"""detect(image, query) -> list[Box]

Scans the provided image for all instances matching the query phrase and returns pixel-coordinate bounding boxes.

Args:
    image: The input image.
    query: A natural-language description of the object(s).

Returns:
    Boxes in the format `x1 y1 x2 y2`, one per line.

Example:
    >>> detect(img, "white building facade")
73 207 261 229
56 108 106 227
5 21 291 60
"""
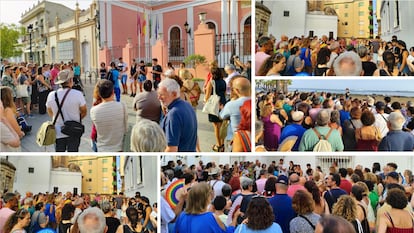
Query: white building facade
123 156 157 205
379 0 414 45
259 0 338 40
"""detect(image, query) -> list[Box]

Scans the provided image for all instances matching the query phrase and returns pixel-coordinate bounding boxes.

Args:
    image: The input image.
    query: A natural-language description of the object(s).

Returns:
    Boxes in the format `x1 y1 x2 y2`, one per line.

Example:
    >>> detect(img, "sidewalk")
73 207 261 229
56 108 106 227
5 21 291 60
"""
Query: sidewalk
20 77 216 152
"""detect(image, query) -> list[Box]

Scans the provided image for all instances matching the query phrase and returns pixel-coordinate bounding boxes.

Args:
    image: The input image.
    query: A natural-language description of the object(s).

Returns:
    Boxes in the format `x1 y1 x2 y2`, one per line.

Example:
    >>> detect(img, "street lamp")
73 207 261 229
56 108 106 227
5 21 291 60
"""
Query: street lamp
27 24 33 62
184 21 191 36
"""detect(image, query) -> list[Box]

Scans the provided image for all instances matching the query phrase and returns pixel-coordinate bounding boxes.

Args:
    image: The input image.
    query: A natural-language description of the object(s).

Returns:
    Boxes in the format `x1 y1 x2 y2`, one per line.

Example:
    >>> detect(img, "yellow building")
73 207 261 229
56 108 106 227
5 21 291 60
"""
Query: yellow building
323 0 373 39
67 156 118 195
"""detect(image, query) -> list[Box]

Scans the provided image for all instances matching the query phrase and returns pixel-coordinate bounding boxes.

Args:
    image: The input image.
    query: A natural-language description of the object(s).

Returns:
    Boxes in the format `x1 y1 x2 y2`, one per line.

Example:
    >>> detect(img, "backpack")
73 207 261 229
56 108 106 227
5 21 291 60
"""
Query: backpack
312 128 334 152
106 70 115 84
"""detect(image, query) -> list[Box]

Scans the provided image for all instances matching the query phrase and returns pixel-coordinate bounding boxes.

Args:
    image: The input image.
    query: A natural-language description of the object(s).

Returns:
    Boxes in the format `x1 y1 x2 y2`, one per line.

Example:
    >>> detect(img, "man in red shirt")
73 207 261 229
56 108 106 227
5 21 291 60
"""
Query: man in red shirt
339 168 352 194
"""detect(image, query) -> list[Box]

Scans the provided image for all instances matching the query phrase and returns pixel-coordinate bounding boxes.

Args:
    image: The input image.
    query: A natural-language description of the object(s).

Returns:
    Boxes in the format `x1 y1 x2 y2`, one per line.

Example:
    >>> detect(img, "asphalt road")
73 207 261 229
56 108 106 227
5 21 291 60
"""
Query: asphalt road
20 76 218 153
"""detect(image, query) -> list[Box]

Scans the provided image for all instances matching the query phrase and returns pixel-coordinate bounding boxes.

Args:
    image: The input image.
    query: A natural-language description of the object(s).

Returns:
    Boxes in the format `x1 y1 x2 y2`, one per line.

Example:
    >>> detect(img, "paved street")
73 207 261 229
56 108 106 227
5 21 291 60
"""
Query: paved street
20 76 217 152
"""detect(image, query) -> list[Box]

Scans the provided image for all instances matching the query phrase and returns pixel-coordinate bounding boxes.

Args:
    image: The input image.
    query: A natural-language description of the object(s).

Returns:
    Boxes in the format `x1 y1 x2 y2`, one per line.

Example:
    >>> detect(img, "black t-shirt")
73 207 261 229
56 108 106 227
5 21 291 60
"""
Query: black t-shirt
362 61 377 76
152 65 162 81
105 217 120 233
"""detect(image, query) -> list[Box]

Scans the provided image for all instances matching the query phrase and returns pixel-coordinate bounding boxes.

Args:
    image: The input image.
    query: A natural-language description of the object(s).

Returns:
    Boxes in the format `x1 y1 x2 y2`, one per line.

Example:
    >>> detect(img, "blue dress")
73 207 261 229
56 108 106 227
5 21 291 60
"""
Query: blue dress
175 212 235 233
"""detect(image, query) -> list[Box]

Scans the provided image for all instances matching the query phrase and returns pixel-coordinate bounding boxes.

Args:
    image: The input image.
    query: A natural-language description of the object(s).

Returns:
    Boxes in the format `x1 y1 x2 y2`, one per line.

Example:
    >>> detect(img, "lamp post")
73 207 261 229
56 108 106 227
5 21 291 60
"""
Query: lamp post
27 24 33 62
184 21 191 36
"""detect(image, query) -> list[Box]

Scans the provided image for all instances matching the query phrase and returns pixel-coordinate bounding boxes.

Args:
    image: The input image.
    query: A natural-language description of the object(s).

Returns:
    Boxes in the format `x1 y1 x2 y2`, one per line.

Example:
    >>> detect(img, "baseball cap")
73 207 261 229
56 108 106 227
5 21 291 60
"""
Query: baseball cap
276 175 288 185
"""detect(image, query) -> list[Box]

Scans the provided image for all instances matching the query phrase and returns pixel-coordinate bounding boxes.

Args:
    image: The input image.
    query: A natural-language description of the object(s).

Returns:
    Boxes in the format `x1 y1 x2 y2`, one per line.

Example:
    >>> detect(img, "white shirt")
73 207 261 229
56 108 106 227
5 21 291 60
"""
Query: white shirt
117 62 128 75
46 88 86 139
374 113 389 138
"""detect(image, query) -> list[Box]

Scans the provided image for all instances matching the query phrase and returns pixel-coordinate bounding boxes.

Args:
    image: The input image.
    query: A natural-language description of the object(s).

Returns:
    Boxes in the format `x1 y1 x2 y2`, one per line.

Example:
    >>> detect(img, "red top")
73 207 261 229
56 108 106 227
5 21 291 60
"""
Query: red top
384 212 414 233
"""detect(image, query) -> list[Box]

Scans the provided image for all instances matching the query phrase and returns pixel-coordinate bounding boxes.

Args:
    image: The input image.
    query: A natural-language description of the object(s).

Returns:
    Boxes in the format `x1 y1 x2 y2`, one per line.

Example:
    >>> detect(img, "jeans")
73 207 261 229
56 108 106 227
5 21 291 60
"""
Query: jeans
55 136 81 152
114 87 121 102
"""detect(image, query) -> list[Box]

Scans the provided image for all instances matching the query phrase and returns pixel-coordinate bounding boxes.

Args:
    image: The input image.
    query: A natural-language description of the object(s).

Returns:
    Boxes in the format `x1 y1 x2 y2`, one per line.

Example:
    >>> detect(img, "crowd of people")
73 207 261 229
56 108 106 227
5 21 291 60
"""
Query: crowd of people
0 57 251 152
255 34 414 76
161 158 414 233
255 89 414 151
0 190 157 233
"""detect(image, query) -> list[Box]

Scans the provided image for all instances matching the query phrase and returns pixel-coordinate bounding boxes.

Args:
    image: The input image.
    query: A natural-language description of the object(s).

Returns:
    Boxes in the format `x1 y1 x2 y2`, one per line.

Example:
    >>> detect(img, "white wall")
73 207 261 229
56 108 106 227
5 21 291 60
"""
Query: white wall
380 0 414 45
264 0 307 39
305 14 338 38
50 170 82 194
9 156 51 194
124 156 157 205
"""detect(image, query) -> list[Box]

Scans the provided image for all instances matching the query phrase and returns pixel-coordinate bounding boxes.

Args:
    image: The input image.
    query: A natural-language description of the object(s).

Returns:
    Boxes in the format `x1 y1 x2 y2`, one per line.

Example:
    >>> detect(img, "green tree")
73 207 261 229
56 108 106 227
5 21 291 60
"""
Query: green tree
0 23 23 59
183 54 206 79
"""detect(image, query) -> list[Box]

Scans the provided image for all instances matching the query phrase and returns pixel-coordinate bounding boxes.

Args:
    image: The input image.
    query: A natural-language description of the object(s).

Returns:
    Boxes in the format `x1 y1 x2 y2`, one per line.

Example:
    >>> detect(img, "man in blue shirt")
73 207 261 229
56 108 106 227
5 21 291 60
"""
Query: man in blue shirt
379 111 414 151
279 111 306 151
109 62 120 102
159 78 197 152
268 175 296 233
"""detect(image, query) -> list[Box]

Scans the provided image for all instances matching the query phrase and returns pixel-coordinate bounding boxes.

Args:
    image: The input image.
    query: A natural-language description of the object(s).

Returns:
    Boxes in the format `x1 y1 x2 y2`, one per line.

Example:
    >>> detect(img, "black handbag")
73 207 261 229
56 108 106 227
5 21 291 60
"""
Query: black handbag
55 89 85 138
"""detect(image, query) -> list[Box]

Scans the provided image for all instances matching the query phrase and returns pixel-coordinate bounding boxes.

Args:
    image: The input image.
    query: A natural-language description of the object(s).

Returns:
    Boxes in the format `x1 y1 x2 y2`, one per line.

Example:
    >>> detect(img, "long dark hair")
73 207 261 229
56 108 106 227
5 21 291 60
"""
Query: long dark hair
126 206 140 229
382 51 395 75
3 208 29 233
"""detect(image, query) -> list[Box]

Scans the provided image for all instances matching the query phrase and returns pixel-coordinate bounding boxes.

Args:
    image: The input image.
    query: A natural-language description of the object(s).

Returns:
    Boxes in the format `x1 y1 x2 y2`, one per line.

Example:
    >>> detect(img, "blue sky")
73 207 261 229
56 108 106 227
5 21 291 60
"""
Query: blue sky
290 79 414 92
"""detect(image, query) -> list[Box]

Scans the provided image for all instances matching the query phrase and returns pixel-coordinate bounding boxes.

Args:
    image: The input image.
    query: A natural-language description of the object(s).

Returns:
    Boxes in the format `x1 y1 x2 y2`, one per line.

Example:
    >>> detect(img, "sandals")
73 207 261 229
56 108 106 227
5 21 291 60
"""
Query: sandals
212 144 225 152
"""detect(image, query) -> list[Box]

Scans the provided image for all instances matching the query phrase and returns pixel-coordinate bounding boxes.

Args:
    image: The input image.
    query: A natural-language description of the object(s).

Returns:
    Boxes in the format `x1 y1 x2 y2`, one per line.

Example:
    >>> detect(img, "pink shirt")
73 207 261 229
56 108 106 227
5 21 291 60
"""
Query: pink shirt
255 52 270 75
255 178 267 194
0 207 15 233
287 184 307 197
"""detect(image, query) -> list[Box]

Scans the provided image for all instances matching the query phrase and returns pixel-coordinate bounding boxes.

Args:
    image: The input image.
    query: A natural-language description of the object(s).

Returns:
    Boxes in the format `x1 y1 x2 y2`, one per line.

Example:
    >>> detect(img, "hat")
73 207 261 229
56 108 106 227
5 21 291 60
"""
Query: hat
73 197 84 206
366 96 375 106
375 101 386 110
291 111 304 122
55 70 74 84
387 172 399 181
276 175 288 185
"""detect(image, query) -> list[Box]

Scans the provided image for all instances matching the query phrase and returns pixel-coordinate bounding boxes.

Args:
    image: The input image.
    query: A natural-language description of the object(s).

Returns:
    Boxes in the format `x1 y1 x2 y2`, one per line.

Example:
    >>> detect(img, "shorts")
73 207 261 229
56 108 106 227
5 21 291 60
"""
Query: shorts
121 74 128 84
138 74 146 83
127 77 135 84
22 96 31 104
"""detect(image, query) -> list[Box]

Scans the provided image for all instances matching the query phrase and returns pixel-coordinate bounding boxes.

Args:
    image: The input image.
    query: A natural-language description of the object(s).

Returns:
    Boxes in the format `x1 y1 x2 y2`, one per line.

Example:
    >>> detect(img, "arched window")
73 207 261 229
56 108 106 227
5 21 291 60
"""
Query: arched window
169 27 181 57
243 16 251 55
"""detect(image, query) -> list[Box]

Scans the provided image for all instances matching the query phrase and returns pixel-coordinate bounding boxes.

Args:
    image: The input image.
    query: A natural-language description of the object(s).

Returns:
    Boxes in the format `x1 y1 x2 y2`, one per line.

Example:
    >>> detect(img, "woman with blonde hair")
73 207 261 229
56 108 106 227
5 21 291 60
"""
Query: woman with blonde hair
1 86 24 140
332 195 368 233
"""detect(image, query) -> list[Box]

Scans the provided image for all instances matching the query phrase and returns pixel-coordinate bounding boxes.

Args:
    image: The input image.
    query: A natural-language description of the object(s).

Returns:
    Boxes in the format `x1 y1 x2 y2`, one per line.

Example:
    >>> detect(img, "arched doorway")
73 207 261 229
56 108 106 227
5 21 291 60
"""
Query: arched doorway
169 27 181 57
243 16 251 55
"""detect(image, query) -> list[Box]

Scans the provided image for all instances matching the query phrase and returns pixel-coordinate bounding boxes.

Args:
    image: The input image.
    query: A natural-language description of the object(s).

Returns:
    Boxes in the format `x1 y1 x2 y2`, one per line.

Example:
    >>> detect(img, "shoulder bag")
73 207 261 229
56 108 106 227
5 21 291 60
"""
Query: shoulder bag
36 90 71 146
56 89 85 138
202 80 221 116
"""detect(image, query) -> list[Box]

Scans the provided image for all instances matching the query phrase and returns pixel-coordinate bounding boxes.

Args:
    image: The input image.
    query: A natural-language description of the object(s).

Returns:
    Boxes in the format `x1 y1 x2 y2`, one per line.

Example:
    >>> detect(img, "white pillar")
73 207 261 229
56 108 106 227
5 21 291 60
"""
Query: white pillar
187 6 194 54
230 0 238 33
221 0 228 34
105 1 112 47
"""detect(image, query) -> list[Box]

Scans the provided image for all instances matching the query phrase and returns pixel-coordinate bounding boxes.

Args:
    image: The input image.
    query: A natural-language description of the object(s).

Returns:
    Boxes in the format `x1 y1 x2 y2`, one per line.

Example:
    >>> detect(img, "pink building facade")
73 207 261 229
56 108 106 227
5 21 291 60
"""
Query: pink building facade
97 0 251 77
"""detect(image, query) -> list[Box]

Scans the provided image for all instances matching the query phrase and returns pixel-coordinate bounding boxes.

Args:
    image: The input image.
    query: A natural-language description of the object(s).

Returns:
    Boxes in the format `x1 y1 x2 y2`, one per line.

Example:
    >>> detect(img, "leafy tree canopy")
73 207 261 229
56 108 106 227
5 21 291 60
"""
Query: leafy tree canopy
1 23 24 59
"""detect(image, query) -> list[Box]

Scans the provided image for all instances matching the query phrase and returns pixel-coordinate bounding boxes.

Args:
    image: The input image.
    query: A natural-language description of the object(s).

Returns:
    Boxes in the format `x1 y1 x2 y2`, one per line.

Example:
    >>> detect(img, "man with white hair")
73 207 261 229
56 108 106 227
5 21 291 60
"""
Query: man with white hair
77 207 107 233
327 41 340 69
158 78 197 152
299 109 344 151
224 64 240 96
379 112 414 151
333 51 363 76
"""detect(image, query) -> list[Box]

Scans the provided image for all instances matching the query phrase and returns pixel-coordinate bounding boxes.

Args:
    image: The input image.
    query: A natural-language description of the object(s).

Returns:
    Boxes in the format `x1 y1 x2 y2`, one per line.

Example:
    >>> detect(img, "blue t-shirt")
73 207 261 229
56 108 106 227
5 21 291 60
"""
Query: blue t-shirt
175 212 234 233
279 123 306 151
74 66 81 76
378 130 414 151
234 222 282 233
220 96 250 140
323 188 347 212
268 194 296 233
110 68 120 88
161 98 197 152
339 110 350 128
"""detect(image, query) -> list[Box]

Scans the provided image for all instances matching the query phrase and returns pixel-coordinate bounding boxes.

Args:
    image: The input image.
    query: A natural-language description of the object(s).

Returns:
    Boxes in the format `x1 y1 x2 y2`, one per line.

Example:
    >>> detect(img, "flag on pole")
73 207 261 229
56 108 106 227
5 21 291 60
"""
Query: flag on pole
142 13 147 37
155 15 159 40
137 13 141 36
